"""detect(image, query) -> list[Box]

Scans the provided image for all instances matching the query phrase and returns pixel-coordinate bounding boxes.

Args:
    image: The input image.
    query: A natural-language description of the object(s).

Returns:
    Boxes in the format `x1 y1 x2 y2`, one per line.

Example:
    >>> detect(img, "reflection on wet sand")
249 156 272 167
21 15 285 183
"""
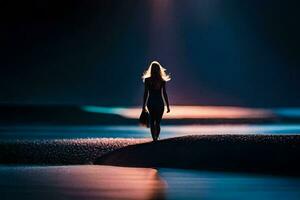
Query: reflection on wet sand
1 165 300 200
0 165 166 200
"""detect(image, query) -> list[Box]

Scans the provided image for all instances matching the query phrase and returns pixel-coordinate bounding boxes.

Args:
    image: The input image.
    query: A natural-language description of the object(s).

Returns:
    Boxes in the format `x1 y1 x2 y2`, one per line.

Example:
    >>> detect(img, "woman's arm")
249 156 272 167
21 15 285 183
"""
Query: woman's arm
142 80 149 111
162 82 170 113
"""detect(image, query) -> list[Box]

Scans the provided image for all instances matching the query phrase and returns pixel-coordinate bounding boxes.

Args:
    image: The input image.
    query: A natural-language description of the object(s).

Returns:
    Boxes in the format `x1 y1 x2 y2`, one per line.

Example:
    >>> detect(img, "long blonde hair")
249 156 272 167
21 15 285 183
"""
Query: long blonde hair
142 61 171 82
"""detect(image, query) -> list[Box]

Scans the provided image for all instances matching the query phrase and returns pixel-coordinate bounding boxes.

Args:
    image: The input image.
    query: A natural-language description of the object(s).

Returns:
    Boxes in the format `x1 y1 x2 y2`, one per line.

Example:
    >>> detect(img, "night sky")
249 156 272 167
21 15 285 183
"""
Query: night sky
1 0 300 107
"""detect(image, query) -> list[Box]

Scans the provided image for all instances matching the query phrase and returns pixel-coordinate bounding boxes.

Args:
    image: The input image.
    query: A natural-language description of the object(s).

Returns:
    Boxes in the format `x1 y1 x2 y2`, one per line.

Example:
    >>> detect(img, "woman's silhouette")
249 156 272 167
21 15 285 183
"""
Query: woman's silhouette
142 61 170 141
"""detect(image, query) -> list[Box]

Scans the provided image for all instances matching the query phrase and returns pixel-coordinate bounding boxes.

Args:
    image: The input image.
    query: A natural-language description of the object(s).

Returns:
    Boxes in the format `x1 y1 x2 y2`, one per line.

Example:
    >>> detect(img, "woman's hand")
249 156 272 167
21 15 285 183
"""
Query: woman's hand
167 107 170 113
142 106 147 112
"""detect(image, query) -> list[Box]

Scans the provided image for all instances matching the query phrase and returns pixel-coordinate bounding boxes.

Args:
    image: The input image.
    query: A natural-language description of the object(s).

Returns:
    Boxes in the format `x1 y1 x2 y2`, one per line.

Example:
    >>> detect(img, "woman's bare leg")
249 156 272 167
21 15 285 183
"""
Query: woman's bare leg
156 108 164 139
149 114 158 141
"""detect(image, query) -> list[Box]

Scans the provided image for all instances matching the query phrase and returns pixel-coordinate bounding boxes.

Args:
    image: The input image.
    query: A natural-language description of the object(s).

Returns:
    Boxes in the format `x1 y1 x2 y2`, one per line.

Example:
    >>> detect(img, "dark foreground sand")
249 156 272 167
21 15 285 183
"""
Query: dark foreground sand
1 135 300 175
0 138 148 164
95 135 300 176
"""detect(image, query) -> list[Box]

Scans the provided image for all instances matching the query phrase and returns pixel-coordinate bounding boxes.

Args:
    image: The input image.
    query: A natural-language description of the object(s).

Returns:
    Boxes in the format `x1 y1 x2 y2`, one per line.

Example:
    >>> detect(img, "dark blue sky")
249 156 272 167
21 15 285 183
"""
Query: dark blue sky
1 0 300 107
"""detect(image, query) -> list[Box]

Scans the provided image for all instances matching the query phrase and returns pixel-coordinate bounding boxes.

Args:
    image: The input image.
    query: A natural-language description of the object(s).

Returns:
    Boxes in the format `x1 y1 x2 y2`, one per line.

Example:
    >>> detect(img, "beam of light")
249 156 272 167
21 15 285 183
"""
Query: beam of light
145 0 196 106
149 0 172 22
147 0 179 62
82 105 274 119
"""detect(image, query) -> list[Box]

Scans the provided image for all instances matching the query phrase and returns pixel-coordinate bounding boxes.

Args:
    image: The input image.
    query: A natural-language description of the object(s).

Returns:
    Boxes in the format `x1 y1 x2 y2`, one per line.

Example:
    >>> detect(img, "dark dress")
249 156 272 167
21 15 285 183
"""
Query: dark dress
145 78 165 124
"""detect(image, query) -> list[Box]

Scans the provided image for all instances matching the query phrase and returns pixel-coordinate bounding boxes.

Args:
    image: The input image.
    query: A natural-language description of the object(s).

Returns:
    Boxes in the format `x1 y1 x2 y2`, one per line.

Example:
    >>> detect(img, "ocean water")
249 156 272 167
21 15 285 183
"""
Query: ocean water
0 124 300 140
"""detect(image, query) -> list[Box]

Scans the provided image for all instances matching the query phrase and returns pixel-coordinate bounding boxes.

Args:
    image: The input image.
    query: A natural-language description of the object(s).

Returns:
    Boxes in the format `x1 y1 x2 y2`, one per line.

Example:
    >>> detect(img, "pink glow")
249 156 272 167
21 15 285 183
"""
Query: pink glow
120 106 274 119
34 165 166 200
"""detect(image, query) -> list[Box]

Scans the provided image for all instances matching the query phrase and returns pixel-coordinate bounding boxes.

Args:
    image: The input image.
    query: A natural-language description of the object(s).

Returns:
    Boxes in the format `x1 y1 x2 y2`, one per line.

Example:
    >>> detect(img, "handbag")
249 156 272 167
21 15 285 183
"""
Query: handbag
139 110 150 128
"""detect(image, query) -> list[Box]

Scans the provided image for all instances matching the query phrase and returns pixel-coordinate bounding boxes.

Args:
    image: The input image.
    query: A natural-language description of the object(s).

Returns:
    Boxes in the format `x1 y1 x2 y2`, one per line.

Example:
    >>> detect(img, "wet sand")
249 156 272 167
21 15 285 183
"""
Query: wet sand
0 165 165 200
1 165 300 200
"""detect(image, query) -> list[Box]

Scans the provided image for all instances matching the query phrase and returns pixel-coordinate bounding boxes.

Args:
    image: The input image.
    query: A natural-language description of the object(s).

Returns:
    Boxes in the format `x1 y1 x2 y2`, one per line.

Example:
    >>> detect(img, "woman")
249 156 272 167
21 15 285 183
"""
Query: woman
142 61 171 141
